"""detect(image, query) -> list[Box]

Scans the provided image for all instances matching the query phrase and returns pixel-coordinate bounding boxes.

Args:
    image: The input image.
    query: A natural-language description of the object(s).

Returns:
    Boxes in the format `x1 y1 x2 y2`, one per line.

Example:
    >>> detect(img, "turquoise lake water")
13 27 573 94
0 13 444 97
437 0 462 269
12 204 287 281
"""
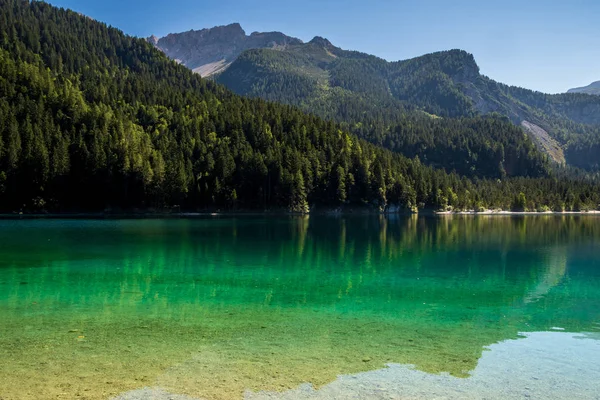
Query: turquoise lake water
0 216 599 399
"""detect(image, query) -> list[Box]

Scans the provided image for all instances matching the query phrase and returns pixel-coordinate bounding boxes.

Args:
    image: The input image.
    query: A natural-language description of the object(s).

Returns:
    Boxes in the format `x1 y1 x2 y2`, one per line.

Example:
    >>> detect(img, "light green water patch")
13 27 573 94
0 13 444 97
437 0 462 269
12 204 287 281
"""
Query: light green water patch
0 216 599 399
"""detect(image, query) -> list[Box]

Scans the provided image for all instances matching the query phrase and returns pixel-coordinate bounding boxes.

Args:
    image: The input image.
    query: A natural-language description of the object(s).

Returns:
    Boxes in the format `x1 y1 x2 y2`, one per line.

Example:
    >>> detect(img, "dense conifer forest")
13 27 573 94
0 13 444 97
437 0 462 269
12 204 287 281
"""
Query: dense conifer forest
218 44 600 173
0 0 599 213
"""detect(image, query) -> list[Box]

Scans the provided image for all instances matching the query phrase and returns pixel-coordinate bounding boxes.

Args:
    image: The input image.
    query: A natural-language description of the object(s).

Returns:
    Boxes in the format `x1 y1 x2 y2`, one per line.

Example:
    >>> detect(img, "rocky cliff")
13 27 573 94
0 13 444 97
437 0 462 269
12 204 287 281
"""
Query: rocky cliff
150 23 302 76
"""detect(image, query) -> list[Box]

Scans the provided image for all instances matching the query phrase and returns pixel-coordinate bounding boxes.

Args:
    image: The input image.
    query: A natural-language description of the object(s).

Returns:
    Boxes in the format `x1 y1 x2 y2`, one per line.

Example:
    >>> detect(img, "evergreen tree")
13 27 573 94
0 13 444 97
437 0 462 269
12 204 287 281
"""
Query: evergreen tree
0 0 597 213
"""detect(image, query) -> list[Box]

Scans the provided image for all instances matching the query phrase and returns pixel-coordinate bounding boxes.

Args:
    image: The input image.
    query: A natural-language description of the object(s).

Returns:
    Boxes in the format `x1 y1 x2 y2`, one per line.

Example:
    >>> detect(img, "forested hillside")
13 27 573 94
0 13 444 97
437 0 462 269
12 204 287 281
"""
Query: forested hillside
0 0 598 213
216 40 600 172
568 81 600 96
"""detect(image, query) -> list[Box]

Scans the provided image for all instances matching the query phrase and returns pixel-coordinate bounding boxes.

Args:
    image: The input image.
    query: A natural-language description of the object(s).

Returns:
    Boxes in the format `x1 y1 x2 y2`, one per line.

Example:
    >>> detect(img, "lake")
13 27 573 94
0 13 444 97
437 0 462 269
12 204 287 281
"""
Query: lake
1 216 599 399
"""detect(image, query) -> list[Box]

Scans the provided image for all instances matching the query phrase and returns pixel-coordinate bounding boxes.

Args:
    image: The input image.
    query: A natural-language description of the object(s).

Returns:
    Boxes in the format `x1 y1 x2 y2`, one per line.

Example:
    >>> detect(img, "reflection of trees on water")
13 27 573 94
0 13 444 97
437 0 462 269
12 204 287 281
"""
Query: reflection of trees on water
523 246 567 305
0 216 598 400
1 216 597 332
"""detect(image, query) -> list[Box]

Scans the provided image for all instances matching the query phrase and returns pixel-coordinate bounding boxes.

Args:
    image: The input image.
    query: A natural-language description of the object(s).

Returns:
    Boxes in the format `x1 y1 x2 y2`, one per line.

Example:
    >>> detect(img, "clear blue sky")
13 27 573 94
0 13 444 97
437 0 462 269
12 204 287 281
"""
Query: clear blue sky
47 0 598 94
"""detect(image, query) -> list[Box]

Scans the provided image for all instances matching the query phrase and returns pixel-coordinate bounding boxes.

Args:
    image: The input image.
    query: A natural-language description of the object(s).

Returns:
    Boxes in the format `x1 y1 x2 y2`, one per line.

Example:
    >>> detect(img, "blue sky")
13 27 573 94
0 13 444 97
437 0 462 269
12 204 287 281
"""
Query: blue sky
47 0 598 94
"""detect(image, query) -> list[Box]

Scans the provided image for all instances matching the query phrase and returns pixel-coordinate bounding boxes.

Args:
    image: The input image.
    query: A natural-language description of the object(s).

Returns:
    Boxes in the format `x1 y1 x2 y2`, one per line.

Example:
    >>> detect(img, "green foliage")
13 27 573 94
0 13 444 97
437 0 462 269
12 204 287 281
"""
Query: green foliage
511 192 528 212
0 0 598 213
217 45 600 173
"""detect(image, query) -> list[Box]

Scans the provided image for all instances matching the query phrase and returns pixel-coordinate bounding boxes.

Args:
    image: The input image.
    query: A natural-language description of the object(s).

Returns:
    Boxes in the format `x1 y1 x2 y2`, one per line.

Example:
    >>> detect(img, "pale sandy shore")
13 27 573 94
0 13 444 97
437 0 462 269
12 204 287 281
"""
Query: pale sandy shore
436 209 600 215
0 209 598 218
113 331 600 400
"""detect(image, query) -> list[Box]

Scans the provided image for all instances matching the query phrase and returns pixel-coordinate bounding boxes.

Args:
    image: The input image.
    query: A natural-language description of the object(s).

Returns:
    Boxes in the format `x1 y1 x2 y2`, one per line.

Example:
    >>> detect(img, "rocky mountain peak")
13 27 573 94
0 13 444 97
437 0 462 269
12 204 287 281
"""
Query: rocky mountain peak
309 36 334 48
152 23 301 77
445 49 480 78
205 22 246 39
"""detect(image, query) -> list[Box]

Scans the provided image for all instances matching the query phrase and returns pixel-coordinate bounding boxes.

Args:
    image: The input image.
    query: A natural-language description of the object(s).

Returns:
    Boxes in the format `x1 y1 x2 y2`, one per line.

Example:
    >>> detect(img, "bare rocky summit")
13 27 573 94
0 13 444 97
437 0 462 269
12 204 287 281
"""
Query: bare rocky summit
147 35 159 46
149 23 302 77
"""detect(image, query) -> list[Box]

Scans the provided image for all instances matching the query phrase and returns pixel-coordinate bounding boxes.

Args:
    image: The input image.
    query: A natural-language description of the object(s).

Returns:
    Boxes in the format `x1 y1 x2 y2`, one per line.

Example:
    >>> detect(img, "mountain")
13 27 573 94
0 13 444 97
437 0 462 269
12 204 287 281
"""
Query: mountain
151 23 302 76
216 40 554 177
568 81 600 95
1 0 598 214
153 25 600 172
217 41 600 171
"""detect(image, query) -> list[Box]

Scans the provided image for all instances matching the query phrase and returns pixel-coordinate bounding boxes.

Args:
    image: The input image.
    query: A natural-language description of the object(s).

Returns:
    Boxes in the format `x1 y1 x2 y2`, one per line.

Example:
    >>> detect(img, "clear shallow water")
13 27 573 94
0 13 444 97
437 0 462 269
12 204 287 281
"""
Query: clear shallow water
0 216 599 399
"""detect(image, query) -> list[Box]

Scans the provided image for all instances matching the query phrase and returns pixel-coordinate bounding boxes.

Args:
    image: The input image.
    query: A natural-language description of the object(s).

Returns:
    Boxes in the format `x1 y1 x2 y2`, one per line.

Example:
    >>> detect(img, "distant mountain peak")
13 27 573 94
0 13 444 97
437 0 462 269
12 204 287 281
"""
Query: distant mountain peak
151 23 301 77
568 81 600 95
184 23 246 40
185 22 245 35
212 22 246 36
444 49 478 66
309 36 333 48
250 30 292 37
147 35 159 46
226 22 243 30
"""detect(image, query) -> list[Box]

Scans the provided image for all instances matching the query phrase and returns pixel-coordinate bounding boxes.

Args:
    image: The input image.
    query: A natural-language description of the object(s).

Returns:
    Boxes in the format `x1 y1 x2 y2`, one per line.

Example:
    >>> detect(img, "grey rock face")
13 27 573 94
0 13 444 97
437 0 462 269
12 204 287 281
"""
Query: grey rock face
151 23 302 77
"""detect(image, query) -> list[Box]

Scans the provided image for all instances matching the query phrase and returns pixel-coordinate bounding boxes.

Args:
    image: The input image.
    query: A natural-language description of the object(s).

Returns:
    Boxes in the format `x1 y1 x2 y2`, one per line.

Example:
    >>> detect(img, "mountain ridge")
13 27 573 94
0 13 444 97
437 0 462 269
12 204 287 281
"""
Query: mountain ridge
216 41 600 170
152 24 600 171
568 81 600 95
151 23 302 76
214 32 600 170
1 2 599 215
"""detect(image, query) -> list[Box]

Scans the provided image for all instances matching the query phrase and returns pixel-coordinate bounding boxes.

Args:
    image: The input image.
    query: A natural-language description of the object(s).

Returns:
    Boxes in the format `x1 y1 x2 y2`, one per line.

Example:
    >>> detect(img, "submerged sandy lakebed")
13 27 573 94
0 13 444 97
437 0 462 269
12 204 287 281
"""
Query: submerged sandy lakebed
1 217 599 399
114 332 600 400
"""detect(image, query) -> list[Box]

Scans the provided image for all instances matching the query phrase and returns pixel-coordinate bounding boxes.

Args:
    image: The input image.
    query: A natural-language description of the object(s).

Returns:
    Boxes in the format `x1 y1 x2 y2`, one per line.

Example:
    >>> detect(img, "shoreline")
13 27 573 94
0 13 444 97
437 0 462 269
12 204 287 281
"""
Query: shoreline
435 209 600 216
0 209 598 219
